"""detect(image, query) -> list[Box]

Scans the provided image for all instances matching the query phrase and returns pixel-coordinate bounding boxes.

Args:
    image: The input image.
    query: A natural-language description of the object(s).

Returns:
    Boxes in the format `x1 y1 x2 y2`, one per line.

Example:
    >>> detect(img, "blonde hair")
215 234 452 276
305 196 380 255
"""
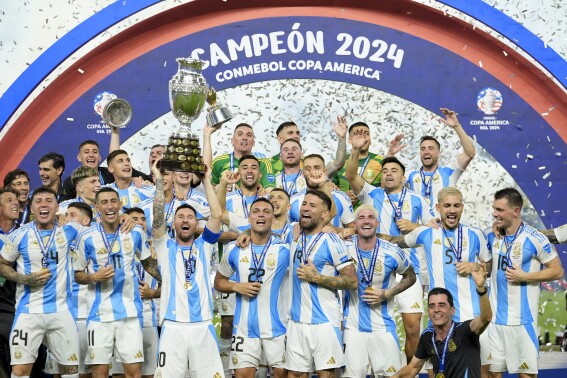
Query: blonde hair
437 187 463 203
354 203 379 218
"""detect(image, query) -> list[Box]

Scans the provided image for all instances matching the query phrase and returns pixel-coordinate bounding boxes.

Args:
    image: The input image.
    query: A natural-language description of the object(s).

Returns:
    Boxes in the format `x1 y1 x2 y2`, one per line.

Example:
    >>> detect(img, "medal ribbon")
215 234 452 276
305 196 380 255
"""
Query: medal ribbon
432 322 455 376
135 260 145 282
165 199 176 224
97 223 121 267
359 156 371 178
32 220 58 268
387 188 407 221
442 224 463 262
180 245 196 282
355 237 380 285
281 170 302 195
419 167 438 201
300 232 324 264
238 190 258 218
503 222 524 268
19 206 30 226
250 237 273 282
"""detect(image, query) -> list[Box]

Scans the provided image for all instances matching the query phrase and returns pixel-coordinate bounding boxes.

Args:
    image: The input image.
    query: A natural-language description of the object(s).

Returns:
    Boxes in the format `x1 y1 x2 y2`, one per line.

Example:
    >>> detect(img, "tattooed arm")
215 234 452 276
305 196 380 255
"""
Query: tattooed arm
0 256 50 287
151 161 166 240
361 266 416 304
141 256 162 282
297 260 358 290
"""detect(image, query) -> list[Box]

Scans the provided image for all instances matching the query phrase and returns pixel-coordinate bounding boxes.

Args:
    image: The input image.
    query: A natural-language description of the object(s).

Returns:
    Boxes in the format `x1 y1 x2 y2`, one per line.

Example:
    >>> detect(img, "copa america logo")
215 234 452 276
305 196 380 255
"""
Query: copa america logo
93 91 117 117
476 87 502 115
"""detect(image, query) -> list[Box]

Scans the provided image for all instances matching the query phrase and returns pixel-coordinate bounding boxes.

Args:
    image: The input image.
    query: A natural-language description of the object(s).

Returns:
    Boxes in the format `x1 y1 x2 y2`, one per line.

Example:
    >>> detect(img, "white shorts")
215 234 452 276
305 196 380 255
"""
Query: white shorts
342 328 401 377
285 320 344 372
154 320 223 378
85 317 144 365
111 326 158 375
479 327 490 366
44 318 90 374
10 311 79 366
229 329 285 369
488 322 539 374
394 278 423 314
219 292 236 316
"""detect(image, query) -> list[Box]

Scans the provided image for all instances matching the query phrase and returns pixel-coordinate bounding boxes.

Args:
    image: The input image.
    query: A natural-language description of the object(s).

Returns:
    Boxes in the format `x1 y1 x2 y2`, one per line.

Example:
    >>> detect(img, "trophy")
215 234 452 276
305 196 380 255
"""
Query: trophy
159 58 233 173
103 98 132 128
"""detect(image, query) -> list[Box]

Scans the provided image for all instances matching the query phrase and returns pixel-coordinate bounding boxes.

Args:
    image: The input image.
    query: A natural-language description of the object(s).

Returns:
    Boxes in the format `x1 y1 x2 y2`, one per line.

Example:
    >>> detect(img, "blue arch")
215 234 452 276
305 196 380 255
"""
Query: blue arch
0 0 565 130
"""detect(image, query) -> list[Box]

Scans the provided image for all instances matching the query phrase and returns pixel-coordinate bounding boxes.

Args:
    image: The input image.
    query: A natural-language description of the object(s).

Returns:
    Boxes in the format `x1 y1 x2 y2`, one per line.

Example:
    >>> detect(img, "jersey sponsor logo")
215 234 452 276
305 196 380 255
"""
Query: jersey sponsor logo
386 365 397 373
240 256 250 263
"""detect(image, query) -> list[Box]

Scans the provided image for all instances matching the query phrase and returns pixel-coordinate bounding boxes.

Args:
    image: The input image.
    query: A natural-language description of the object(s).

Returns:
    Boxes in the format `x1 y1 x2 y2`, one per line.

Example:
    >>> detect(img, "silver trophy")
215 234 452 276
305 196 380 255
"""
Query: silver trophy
102 98 132 128
159 58 233 173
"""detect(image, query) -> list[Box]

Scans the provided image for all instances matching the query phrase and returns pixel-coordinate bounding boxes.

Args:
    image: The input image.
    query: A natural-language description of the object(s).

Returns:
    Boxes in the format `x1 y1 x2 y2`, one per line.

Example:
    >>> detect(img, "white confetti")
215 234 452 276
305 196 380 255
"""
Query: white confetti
548 182 553 187
543 172 550 179
540 209 545 216
512 165 517 168
541 112 549 116
534 180 539 187
539 166 546 170
555 152 562 156
547 136 551 142
66 117 74 121
479 61 483 68
526 154 534 159
503 50 508 56
78 68 84 74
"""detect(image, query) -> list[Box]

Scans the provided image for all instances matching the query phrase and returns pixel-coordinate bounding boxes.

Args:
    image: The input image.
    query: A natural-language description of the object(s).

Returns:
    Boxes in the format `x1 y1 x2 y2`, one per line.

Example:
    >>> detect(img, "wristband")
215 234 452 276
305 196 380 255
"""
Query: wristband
476 287 487 296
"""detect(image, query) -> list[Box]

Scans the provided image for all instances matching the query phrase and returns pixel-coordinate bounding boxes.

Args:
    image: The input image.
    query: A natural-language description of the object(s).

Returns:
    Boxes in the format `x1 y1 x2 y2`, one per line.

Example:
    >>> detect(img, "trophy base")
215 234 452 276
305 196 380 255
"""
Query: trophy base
160 133 205 173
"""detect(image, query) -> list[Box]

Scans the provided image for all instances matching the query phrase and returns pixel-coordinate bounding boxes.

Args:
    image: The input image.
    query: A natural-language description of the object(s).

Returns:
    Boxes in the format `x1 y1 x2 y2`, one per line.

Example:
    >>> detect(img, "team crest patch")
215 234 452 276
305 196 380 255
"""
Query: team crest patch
122 238 133 253
14 348 22 360
266 174 275 183
222 303 228 311
448 339 457 352
402 201 410 211
232 355 238 365
374 260 383 273
55 232 65 245
266 254 276 269
89 349 95 360
513 243 522 257
131 193 141 205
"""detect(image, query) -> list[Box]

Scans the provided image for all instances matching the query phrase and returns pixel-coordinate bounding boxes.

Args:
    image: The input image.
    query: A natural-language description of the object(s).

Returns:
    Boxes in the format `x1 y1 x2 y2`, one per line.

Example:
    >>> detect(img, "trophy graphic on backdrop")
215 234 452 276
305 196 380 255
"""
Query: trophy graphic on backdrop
158 58 233 173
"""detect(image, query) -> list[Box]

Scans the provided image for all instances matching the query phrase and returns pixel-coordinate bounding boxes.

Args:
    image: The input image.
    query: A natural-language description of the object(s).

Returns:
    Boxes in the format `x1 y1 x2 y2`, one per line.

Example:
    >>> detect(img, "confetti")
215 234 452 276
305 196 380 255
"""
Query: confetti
78 68 84 74
526 154 534 159
66 117 74 121
543 172 550 179
539 166 546 170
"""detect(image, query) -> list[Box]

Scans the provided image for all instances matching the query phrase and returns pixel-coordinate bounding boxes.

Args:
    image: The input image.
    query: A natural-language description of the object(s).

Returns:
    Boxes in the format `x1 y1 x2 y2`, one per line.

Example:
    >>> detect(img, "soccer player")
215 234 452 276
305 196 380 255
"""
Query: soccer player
62 140 151 200
0 188 19 235
343 204 416 377
345 144 435 363
38 152 66 202
3 169 32 226
148 144 165 177
269 119 347 178
214 198 290 378
283 189 357 378
393 264 492 378
289 154 355 231
389 187 492 376
333 122 405 206
210 123 276 189
73 187 160 378
151 163 225 377
274 139 307 196
0 186 82 378
138 169 209 238
486 188 564 378
406 108 476 212
104 150 155 209
58 166 101 218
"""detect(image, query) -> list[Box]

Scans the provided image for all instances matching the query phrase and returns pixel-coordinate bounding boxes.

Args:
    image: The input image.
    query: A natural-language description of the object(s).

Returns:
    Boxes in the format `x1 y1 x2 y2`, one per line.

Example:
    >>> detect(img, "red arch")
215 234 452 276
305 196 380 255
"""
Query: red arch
1 0 565 180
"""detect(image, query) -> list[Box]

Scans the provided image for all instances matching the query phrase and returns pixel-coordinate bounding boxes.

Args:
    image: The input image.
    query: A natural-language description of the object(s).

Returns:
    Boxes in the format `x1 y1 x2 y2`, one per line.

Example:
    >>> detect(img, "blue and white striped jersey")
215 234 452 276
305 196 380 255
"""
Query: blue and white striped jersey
4 222 82 314
357 182 434 278
104 182 155 209
73 224 150 322
134 256 158 328
154 226 221 324
275 171 307 196
285 231 352 326
218 236 290 338
486 224 556 325
289 189 355 228
406 162 464 212
405 225 490 322
344 236 410 333
226 190 261 219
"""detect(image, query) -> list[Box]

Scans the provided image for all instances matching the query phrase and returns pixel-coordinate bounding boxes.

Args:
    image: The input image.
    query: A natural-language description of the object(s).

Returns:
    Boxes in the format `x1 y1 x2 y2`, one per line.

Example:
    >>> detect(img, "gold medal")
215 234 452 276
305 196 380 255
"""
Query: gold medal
184 281 192 290
435 372 444 378
366 286 374 292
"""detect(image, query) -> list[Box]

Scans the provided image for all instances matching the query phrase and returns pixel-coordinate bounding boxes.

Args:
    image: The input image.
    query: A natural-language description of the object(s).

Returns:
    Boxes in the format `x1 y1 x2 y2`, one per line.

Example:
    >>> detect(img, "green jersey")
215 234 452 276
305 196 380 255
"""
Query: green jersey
271 153 284 174
333 152 385 192
211 152 276 188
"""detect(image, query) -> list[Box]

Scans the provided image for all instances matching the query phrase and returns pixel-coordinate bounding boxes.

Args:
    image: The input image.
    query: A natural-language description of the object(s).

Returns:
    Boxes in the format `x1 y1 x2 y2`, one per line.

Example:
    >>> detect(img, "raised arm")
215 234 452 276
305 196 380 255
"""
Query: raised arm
151 161 166 240
202 165 222 233
202 122 221 170
392 356 426 378
541 224 567 244
218 171 240 226
344 133 367 195
469 261 492 335
386 133 407 157
326 116 348 178
439 108 476 170
109 125 121 153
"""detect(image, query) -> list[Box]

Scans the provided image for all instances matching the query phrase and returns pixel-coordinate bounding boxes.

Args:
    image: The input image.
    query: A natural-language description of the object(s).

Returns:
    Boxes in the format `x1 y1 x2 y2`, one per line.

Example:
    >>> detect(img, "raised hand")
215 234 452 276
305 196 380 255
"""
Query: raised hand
387 133 407 156
350 132 367 151
332 116 348 139
220 170 240 186
439 108 461 128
